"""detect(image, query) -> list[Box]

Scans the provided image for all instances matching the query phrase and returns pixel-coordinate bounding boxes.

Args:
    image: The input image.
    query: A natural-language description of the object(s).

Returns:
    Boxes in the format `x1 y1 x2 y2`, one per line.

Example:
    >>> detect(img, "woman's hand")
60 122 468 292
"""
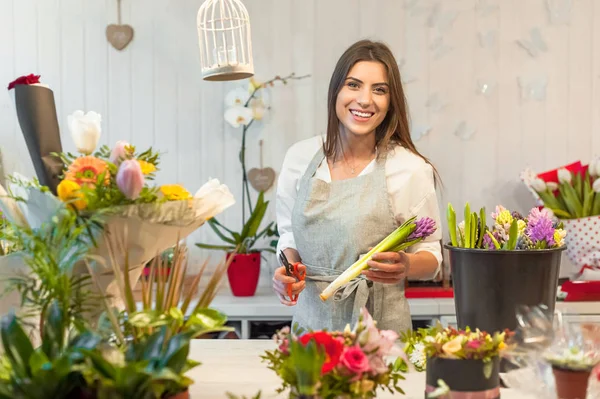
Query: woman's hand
362 251 410 284
272 265 306 306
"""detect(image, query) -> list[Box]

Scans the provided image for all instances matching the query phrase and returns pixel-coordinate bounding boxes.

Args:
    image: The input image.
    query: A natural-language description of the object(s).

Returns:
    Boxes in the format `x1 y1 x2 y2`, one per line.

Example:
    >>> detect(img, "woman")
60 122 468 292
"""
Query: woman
273 39 443 334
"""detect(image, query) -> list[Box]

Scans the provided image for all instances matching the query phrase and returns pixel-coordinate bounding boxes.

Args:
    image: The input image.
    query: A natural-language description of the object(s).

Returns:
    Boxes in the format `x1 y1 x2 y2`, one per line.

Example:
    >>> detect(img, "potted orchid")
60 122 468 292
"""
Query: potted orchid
445 203 565 335
521 160 600 299
196 73 308 297
402 323 510 398
262 307 407 399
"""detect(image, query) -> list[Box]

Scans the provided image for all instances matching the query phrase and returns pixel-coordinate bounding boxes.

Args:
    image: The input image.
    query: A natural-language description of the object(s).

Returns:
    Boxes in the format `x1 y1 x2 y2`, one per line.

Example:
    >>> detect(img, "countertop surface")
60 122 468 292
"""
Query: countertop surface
187 340 540 399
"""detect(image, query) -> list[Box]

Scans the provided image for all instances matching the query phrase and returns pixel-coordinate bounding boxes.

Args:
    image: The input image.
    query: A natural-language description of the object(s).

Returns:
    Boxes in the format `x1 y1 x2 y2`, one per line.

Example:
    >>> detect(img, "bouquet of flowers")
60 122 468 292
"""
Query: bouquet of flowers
521 160 600 281
402 323 510 372
261 307 407 399
447 203 566 251
3 85 236 310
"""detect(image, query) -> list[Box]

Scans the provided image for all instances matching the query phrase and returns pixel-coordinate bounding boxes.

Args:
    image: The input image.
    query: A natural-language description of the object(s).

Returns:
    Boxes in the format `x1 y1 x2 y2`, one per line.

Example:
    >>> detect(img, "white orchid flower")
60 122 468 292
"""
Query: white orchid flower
225 87 250 107
531 178 547 192
248 98 267 121
224 106 253 128
557 168 572 184
68 110 101 155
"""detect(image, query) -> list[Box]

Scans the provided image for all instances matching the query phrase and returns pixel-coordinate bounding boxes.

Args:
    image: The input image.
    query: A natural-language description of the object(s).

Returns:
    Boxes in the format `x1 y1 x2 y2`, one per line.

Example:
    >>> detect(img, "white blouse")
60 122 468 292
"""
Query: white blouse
275 135 443 278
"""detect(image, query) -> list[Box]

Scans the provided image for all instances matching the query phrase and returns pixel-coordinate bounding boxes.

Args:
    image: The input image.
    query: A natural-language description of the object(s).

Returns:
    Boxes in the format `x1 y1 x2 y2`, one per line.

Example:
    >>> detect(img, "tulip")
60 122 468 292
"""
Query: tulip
116 160 144 200
557 168 572 184
594 179 600 193
590 158 600 177
193 178 236 220
68 110 101 155
531 178 547 192
110 140 130 165
546 181 559 191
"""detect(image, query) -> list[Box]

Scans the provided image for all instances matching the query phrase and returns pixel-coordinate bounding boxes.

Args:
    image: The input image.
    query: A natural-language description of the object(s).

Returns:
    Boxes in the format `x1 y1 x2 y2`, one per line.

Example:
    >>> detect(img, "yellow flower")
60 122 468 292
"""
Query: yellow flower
160 184 191 201
137 160 156 175
442 336 463 356
517 220 527 235
554 228 566 247
57 180 87 210
496 210 513 226
498 342 506 351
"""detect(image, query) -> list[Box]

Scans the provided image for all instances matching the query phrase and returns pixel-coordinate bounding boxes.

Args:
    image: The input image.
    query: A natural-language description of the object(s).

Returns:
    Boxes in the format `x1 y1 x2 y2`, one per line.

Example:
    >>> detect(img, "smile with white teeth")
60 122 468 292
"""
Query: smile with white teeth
350 110 374 118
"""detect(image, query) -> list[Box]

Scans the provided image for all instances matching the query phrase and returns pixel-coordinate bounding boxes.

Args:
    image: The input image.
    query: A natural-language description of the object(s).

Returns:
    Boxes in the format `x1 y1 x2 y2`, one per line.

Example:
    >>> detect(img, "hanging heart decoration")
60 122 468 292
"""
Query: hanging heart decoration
106 0 134 51
248 140 276 192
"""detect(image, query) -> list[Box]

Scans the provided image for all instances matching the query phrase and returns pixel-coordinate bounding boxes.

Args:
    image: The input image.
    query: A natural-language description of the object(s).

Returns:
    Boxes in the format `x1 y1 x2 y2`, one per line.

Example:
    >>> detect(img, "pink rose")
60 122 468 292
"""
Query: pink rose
341 345 371 376
110 140 130 165
466 339 483 350
116 159 144 199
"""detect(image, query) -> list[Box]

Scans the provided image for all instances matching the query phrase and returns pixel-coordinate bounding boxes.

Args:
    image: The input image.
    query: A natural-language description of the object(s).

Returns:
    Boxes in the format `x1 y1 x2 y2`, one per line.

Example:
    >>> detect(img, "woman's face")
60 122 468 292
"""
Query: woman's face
335 60 390 137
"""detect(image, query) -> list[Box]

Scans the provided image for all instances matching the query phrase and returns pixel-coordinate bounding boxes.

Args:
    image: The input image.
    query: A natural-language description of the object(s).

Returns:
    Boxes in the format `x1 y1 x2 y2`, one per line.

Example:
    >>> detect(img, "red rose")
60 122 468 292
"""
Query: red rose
299 331 344 374
7 74 41 90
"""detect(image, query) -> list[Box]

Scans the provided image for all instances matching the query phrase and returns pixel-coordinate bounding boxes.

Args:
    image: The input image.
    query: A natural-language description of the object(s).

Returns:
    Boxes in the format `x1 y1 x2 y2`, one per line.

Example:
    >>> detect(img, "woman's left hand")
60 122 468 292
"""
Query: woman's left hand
362 251 410 284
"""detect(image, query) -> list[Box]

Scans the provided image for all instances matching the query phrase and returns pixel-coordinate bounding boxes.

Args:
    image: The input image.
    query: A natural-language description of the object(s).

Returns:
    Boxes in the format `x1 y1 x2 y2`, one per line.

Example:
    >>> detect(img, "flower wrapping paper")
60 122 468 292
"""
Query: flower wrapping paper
561 216 600 280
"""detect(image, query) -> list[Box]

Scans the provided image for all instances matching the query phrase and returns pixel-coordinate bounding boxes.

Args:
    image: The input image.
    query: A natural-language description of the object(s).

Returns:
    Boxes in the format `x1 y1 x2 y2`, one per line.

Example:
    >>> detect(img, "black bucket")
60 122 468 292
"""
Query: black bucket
425 357 500 398
445 244 564 333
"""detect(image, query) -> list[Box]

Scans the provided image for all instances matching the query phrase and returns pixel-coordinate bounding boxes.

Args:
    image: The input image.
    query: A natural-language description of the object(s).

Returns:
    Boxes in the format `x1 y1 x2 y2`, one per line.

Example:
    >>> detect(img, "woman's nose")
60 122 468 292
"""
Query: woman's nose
356 89 372 107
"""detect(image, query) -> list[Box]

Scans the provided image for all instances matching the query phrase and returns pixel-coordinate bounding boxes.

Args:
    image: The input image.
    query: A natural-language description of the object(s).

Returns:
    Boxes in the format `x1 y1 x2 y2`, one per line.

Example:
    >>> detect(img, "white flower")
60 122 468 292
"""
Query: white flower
224 106 253 128
557 168 572 184
225 87 250 107
409 342 427 369
251 103 266 121
531 178 547 192
546 181 559 191
194 178 236 220
590 157 600 177
593 179 600 193
68 110 101 155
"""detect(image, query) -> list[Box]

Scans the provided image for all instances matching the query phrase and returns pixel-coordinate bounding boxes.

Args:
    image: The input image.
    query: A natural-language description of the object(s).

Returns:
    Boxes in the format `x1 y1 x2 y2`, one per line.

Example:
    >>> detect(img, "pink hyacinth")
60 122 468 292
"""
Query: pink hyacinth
117 159 144 200
110 140 130 165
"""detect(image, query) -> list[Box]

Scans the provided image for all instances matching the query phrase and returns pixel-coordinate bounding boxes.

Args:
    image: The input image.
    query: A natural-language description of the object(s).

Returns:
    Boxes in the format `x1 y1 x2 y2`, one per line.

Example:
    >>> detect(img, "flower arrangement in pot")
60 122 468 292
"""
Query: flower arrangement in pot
195 73 308 297
445 203 566 334
500 305 600 399
402 323 511 399
261 307 408 399
521 159 600 299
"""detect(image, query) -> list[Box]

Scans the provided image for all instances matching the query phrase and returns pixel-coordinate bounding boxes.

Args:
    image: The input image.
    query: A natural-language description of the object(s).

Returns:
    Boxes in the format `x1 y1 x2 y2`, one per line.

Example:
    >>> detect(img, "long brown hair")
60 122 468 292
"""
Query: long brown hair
323 39 440 184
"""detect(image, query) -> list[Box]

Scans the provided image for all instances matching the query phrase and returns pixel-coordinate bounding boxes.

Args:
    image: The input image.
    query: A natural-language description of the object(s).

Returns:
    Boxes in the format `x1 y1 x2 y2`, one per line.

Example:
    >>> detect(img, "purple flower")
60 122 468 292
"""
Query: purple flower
407 217 436 240
526 207 554 226
527 216 555 247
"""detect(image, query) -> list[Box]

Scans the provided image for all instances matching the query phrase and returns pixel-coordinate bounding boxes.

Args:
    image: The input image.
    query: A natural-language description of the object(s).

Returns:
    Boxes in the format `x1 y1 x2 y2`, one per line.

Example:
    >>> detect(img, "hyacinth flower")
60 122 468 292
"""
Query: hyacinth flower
320 216 437 301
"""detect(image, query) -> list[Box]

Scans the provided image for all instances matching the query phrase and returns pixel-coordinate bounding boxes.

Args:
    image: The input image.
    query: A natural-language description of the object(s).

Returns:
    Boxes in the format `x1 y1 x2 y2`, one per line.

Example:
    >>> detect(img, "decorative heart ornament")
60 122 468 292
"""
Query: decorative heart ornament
248 167 276 192
106 24 134 51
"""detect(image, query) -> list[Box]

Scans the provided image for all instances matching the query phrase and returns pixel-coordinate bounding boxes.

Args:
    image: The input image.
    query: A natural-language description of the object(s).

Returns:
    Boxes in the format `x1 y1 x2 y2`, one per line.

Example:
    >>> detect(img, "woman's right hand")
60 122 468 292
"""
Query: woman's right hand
272 265 306 306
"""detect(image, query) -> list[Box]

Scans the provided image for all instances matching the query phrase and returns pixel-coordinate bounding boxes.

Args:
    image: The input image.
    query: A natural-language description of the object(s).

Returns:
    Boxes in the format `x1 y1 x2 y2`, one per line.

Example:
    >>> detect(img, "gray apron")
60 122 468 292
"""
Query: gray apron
290 147 411 334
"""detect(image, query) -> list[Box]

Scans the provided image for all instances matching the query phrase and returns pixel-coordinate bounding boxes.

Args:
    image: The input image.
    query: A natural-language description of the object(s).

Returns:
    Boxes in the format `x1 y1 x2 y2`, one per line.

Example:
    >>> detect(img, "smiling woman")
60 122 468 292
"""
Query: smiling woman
272 39 443 335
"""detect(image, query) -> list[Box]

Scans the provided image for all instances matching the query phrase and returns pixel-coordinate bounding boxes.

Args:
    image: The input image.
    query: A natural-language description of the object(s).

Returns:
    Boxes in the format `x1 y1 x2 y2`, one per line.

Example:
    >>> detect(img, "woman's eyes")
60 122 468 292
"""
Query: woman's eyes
346 82 387 94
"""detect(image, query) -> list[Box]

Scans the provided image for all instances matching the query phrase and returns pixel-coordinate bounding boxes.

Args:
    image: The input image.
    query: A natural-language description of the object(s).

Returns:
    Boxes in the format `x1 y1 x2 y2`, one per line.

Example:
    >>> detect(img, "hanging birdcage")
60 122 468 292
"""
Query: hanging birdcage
197 0 254 81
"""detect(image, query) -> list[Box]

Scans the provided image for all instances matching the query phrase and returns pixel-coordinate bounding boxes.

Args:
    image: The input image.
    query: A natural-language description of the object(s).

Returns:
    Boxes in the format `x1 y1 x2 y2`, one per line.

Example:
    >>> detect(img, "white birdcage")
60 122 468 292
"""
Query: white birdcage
197 0 254 81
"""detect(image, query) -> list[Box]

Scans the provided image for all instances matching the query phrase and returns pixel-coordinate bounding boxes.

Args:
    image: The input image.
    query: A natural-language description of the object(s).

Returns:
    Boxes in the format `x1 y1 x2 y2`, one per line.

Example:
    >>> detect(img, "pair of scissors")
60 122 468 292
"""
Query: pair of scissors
278 251 306 302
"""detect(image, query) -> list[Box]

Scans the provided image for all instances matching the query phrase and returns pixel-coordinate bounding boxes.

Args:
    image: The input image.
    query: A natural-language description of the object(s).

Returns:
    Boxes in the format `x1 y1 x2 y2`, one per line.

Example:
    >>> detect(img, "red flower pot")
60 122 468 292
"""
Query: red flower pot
552 366 591 399
227 252 261 297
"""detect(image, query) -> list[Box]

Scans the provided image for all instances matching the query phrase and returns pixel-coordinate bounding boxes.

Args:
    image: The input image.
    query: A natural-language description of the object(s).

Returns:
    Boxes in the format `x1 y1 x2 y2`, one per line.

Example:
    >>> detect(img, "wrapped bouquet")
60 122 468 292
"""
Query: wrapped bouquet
5 73 236 310
521 160 600 281
262 307 407 399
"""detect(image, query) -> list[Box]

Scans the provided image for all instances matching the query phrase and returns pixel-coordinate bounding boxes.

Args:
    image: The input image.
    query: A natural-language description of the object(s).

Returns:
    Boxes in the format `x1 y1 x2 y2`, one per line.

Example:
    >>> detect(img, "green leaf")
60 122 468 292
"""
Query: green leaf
0 311 34 377
506 219 519 250
195 243 236 251
207 219 236 244
241 192 268 239
483 361 493 379
464 202 471 248
477 207 486 248
446 203 458 246
41 300 66 359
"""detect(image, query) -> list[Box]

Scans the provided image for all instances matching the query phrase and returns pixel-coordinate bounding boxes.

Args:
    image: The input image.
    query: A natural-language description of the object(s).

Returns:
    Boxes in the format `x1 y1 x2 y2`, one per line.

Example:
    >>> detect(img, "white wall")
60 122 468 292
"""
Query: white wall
1 0 598 284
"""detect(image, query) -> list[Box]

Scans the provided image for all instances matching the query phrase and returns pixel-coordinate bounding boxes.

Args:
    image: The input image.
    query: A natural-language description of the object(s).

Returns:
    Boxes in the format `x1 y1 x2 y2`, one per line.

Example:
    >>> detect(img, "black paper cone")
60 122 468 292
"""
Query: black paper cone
13 84 63 194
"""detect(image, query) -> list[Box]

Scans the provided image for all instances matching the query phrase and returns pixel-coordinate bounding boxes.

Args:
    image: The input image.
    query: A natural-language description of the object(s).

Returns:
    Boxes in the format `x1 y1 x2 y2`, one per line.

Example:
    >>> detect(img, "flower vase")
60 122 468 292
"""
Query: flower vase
445 244 564 333
226 252 261 297
552 366 591 399
425 357 500 399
